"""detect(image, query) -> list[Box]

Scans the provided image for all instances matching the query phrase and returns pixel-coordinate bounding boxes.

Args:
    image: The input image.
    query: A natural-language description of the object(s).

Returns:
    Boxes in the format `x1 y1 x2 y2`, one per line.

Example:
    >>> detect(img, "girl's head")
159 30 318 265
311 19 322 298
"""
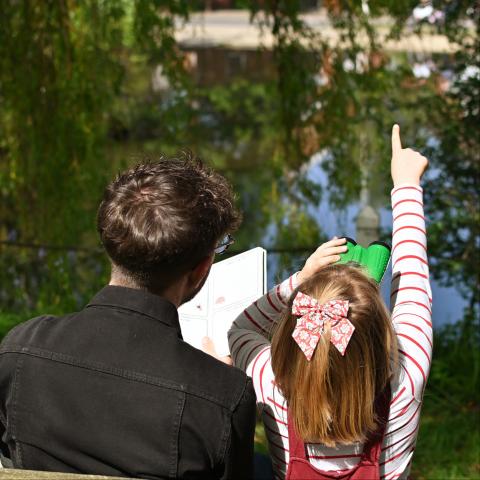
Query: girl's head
271 263 396 447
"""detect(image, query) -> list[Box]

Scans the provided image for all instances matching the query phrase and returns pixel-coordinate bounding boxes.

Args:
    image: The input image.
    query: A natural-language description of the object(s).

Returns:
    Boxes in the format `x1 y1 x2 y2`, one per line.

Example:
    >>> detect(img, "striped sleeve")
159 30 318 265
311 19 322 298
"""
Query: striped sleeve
377 184 432 478
228 274 298 372
390 184 433 400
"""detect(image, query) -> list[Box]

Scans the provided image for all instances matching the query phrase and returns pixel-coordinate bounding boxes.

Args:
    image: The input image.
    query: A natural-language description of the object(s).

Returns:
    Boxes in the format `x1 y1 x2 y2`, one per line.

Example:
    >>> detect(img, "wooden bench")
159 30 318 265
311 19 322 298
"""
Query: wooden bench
0 469 138 479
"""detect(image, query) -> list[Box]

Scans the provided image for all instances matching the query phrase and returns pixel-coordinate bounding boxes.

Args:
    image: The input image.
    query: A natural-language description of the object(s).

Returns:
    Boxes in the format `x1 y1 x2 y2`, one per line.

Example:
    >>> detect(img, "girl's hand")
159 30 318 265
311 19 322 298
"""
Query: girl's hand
201 336 232 366
391 124 429 187
297 237 347 283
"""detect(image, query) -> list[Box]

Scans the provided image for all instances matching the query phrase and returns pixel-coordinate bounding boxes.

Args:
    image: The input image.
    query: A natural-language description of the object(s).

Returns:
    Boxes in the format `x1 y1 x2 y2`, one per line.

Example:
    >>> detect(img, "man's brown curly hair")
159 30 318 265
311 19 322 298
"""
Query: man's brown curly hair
97 151 241 289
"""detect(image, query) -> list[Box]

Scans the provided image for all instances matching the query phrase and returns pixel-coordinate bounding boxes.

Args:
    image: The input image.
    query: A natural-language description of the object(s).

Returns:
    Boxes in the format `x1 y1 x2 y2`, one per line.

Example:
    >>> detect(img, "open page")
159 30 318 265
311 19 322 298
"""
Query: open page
178 247 266 356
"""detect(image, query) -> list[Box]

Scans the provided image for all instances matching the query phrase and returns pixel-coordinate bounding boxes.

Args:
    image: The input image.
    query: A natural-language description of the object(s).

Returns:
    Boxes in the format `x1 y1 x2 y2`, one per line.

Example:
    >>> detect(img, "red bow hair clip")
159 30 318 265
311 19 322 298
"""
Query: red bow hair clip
291 292 355 361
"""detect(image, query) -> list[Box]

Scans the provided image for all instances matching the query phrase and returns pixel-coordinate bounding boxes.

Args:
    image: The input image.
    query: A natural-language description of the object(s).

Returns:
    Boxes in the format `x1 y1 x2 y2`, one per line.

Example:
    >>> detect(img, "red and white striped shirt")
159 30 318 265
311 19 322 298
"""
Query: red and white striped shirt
228 185 432 479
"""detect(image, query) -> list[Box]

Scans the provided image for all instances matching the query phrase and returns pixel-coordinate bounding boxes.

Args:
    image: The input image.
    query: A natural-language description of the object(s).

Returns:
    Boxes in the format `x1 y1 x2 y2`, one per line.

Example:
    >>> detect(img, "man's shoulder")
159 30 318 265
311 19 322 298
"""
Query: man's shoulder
0 310 255 412
0 312 75 349
175 340 253 411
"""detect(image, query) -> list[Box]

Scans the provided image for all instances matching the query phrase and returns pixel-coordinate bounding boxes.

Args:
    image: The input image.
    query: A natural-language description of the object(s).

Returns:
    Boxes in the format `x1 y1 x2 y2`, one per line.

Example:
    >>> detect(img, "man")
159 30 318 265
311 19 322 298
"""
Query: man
0 153 256 479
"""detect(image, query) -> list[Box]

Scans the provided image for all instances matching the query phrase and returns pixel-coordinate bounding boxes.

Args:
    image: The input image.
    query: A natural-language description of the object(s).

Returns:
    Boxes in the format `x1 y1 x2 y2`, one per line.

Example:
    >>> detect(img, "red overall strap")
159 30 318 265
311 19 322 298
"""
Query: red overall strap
361 384 392 464
286 385 392 478
287 413 309 460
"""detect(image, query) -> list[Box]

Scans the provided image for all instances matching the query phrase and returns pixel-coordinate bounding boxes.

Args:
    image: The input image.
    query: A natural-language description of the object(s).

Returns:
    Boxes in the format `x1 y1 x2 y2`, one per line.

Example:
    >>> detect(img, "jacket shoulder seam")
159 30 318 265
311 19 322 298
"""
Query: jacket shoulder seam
0 344 235 408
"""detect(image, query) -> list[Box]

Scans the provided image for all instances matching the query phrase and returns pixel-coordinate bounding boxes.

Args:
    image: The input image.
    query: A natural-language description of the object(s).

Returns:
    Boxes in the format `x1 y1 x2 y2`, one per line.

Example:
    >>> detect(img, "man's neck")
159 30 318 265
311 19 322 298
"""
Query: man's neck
109 271 187 308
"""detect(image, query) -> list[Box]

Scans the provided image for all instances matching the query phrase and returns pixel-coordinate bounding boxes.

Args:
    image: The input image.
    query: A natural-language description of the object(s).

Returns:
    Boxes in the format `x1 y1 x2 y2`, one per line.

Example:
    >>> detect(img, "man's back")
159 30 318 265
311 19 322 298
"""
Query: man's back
0 286 256 479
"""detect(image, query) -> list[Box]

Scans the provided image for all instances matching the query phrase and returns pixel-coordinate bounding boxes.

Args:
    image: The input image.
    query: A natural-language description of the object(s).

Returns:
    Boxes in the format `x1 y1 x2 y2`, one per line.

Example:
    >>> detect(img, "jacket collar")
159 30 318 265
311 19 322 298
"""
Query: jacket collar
87 285 182 336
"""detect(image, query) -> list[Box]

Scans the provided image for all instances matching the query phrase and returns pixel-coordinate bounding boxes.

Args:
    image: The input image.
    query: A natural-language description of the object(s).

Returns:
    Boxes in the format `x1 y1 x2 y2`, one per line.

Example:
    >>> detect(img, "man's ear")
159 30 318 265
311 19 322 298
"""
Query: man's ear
188 254 214 289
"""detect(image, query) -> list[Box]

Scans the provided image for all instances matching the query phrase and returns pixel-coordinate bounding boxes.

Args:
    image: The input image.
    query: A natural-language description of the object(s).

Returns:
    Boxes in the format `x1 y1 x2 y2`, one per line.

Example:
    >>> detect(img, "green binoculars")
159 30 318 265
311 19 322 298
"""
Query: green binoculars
336 237 391 284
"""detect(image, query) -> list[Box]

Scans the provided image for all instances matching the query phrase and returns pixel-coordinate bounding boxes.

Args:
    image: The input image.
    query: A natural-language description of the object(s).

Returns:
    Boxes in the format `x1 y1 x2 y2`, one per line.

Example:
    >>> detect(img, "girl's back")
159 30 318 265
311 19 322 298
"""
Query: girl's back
229 126 431 479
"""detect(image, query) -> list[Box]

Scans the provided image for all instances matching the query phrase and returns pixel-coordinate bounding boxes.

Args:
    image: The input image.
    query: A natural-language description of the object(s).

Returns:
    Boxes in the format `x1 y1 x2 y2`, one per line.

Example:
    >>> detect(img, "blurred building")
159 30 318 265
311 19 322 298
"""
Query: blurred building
175 9 454 88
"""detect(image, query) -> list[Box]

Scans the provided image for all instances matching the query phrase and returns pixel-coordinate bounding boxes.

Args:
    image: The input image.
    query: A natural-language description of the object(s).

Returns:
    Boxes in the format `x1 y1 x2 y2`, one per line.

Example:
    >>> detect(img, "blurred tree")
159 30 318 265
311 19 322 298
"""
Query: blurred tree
250 0 479 317
0 0 125 245
0 0 190 246
0 0 478 321
0 0 190 311
423 1 479 321
0 4 477 476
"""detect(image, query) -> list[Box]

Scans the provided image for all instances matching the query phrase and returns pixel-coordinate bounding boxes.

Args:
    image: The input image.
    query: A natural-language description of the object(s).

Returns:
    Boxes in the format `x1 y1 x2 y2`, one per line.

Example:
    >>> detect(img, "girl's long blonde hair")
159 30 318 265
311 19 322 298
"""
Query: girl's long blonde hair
271 263 397 447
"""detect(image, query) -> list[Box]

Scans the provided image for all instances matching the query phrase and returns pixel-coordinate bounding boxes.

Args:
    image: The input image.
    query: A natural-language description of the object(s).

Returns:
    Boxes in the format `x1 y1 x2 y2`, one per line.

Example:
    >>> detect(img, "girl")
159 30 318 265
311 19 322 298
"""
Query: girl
228 125 431 479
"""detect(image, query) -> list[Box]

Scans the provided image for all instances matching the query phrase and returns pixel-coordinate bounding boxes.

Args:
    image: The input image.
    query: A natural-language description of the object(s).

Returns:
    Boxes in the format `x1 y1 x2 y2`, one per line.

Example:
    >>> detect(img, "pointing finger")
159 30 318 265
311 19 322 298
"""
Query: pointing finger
391 124 402 154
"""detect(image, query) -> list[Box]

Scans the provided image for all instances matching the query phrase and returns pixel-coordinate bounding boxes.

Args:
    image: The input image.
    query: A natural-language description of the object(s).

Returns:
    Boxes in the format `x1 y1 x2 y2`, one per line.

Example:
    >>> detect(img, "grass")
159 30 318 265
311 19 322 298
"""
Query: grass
253 394 480 479
412 403 480 478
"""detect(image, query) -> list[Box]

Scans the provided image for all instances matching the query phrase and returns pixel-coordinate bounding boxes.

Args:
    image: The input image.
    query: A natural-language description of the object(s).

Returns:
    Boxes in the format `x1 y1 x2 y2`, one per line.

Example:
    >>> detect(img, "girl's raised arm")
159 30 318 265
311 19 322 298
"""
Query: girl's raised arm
389 124 432 401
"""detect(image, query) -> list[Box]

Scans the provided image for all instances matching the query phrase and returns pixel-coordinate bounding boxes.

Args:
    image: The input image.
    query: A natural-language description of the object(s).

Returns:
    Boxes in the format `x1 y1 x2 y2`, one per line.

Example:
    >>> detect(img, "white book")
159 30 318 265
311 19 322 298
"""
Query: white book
178 247 267 356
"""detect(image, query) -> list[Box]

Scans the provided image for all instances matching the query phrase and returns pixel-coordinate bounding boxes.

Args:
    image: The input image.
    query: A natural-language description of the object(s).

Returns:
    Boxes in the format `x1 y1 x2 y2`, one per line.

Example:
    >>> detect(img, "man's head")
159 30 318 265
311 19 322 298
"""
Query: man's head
97 152 241 297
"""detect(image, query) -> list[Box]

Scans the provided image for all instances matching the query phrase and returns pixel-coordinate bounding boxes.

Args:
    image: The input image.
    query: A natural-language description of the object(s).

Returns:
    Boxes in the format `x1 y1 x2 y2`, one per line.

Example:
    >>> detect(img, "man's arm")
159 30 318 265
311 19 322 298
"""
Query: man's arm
0 341 18 468
220 378 256 480
0 414 12 468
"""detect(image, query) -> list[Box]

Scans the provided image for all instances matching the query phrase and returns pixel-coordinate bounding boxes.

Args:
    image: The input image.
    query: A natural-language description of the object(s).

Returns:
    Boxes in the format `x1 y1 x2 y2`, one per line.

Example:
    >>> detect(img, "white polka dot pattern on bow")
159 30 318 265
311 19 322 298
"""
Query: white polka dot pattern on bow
291 292 354 360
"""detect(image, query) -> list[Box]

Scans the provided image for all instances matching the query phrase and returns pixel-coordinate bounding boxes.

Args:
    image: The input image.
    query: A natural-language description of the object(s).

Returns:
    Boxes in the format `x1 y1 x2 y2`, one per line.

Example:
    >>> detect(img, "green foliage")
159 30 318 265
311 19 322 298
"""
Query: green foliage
428 312 480 409
422 6 479 311
412 316 480 478
0 248 109 314
133 0 190 86
1 0 478 313
0 313 25 340
0 0 125 245
412 408 480 478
